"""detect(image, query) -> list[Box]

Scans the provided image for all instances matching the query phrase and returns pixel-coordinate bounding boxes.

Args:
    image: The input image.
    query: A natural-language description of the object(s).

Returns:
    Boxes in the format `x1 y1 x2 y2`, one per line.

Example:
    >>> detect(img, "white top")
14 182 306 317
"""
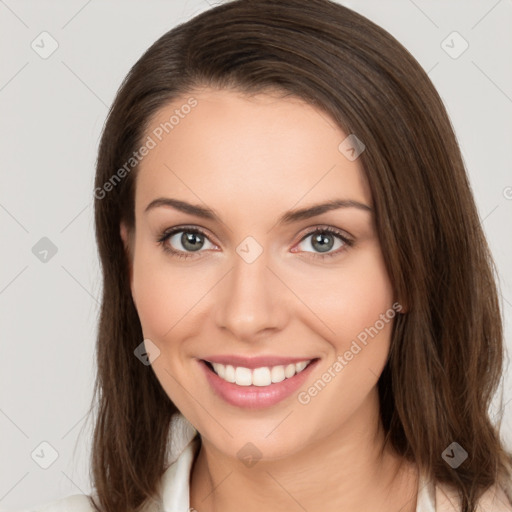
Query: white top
10 413 512 512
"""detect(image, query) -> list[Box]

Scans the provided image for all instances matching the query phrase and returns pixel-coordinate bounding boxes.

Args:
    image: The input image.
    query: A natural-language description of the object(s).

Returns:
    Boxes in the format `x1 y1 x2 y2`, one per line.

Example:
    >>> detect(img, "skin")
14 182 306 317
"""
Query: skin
120 87 418 512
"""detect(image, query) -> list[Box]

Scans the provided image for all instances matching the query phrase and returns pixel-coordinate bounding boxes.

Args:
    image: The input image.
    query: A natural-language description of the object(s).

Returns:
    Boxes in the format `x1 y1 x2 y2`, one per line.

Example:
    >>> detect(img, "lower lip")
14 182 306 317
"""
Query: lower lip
198 359 319 409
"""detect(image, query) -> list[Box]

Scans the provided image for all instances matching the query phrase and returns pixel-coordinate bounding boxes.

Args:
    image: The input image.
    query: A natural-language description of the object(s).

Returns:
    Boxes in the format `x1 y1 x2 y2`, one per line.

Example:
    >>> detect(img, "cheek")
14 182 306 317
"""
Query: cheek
292 247 395 348
292 252 395 424
130 244 214 347
130 244 184 340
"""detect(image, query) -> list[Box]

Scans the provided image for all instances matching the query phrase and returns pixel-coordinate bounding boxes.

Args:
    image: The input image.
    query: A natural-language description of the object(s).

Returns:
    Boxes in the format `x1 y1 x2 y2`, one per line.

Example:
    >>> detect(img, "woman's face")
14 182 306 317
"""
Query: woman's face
121 87 400 461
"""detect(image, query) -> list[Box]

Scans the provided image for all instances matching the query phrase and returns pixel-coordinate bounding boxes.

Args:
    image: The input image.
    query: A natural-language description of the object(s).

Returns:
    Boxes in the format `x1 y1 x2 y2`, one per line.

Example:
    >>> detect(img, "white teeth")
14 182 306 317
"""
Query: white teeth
212 362 225 379
208 359 312 386
235 367 252 386
284 363 296 378
224 364 236 383
295 361 308 372
253 367 271 386
270 365 285 383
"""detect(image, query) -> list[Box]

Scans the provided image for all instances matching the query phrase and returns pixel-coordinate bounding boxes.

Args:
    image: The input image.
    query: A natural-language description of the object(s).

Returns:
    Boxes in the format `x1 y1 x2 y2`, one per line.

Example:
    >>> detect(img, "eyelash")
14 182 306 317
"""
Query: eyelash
156 225 354 261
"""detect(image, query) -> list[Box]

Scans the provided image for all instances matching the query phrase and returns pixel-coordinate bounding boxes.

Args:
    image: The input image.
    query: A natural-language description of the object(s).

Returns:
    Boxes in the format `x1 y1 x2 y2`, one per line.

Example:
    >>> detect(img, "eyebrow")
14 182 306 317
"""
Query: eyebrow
144 197 372 224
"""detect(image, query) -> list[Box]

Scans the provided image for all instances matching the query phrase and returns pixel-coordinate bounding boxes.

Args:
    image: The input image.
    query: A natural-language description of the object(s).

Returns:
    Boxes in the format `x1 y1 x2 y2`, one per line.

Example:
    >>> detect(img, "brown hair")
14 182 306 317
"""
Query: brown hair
89 0 512 510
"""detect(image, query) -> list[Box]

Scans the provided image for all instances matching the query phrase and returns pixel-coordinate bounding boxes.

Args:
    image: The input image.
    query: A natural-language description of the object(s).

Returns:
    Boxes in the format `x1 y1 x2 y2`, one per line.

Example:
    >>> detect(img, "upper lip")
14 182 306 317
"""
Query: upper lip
201 355 317 369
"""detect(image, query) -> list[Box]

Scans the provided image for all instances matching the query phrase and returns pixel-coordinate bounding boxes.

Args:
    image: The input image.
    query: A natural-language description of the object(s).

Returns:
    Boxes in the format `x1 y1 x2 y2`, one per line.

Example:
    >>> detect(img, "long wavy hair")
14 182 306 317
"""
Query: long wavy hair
88 0 512 510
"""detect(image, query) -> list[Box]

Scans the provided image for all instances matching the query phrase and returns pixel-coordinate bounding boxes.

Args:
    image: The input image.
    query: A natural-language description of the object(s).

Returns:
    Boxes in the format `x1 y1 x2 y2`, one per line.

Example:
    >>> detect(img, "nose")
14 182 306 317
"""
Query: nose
214 248 287 342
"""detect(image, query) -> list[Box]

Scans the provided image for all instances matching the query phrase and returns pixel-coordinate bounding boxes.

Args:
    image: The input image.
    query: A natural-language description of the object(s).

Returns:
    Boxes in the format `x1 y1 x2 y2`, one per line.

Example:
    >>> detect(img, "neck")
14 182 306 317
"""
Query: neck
189 389 418 512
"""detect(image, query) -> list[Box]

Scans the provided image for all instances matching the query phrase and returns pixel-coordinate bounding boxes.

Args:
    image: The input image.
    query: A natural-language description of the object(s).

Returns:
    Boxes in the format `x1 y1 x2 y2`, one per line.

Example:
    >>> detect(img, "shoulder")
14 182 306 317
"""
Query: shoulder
8 494 96 512
435 481 512 512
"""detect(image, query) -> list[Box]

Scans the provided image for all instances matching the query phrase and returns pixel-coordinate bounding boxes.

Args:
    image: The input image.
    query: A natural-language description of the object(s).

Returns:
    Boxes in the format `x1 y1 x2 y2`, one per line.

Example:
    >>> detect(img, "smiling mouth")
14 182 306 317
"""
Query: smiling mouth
202 358 318 387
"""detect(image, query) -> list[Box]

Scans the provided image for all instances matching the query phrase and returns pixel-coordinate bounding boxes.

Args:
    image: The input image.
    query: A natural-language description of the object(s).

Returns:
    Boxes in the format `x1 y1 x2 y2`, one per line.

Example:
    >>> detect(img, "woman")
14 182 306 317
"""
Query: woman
19 0 512 511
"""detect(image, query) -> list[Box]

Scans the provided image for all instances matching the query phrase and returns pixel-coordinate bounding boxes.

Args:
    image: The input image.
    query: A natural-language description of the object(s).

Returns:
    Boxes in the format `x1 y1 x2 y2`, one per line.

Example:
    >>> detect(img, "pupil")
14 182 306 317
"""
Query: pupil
182 232 203 251
313 233 333 253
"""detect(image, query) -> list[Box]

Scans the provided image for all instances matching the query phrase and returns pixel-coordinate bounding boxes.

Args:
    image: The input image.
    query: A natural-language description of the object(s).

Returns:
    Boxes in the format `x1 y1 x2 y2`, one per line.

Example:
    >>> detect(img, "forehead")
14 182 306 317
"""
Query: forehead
135 88 371 218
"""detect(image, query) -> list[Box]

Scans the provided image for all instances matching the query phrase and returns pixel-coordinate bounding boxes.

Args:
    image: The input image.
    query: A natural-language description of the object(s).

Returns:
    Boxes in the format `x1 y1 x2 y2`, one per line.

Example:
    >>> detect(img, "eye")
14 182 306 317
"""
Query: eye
156 225 353 260
157 226 216 259
293 226 353 259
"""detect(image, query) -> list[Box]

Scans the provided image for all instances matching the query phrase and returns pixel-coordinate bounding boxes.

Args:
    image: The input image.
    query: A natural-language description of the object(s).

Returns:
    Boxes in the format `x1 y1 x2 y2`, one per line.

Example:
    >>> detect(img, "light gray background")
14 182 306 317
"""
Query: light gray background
1 0 511 509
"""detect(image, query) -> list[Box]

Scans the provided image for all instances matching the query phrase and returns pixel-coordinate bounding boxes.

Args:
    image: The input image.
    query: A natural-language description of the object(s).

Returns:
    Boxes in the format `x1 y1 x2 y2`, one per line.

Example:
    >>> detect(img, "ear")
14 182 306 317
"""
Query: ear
120 221 134 288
